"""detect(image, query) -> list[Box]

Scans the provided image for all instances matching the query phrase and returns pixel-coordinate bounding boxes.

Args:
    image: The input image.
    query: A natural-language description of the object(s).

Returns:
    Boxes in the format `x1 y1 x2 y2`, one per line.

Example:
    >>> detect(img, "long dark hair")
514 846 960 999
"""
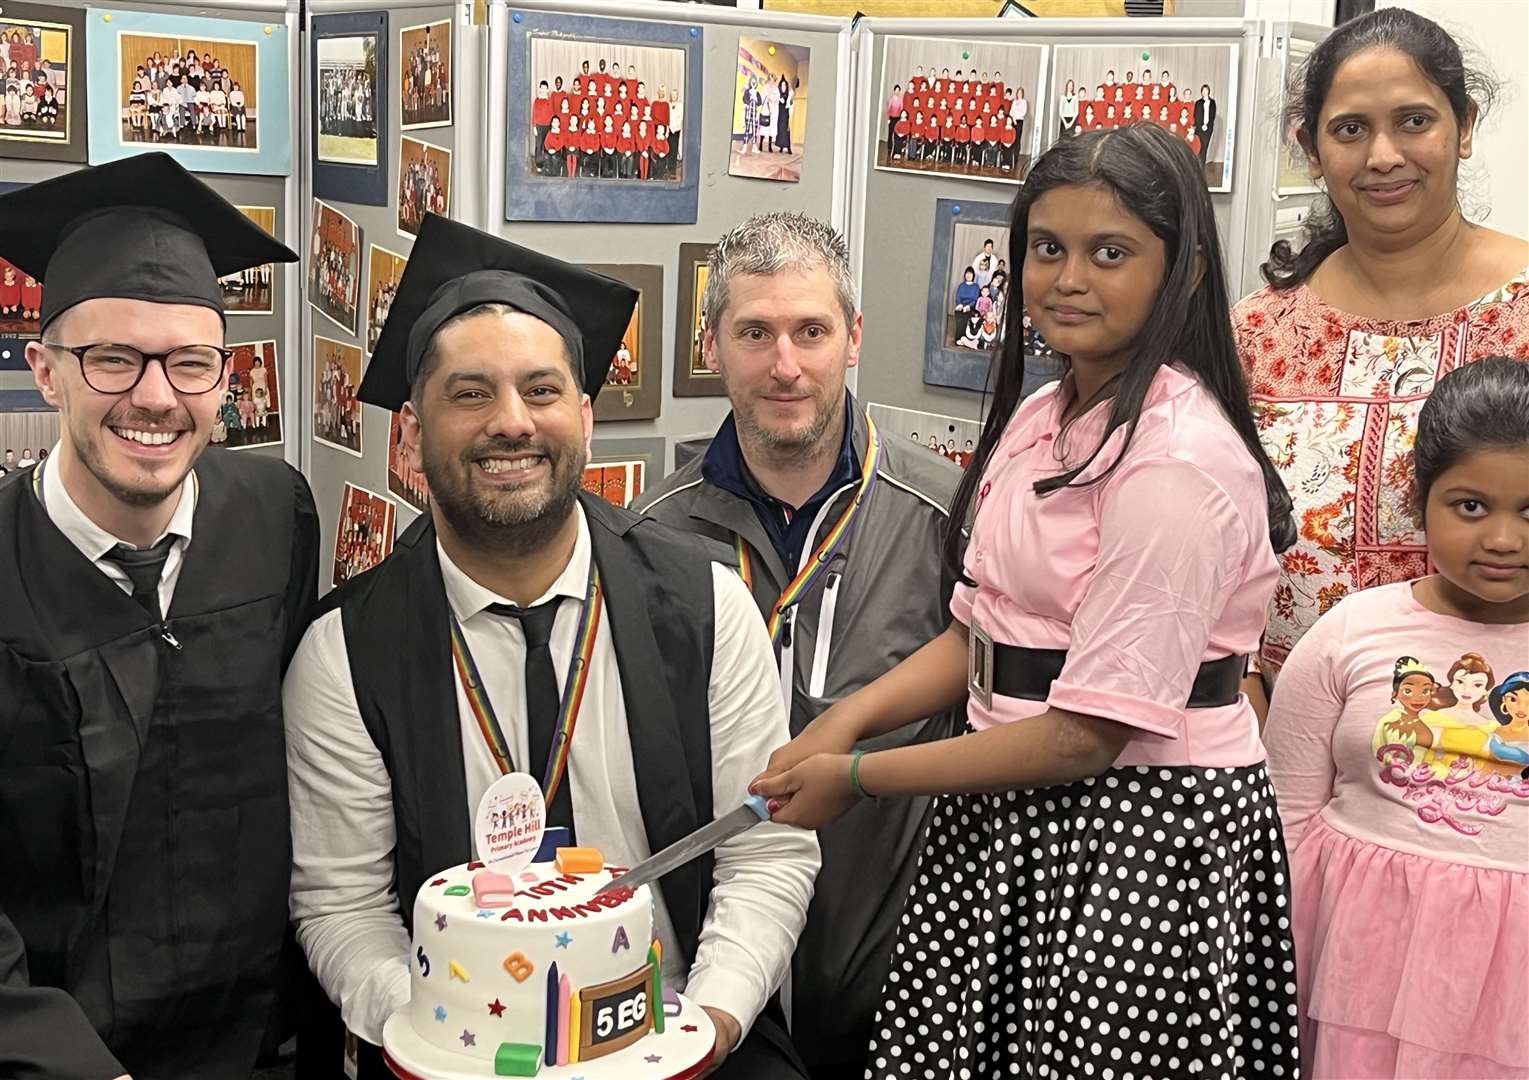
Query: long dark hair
942 124 1296 583
1262 7 1498 289
1413 356 1529 515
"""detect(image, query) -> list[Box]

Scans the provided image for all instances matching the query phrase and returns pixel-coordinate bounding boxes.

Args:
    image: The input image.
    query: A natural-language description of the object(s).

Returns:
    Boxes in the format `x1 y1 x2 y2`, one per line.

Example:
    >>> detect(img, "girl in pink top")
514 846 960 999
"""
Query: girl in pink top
754 125 1299 1080
1265 356 1529 1079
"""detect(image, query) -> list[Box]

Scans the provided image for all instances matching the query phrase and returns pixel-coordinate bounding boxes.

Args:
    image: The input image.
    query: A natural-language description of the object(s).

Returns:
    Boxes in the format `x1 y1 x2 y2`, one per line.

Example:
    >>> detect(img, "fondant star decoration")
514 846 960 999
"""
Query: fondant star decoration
433 1006 447 1023
477 909 494 919
554 931 572 949
435 913 447 931
487 998 506 1018
460 1029 476 1048
645 1054 662 1064
681 1024 698 1033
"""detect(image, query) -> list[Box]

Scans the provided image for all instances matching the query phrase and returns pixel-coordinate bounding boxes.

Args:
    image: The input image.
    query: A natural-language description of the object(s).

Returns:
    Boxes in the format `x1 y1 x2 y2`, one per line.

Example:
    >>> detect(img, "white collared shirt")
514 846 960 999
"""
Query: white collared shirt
39 441 198 615
284 502 819 1046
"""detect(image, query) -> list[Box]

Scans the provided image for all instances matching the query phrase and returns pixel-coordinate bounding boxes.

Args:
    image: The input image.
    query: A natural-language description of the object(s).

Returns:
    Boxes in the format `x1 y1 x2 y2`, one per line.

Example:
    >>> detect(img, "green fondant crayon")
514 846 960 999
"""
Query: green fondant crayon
444 884 471 896
494 1041 542 1076
648 943 664 1034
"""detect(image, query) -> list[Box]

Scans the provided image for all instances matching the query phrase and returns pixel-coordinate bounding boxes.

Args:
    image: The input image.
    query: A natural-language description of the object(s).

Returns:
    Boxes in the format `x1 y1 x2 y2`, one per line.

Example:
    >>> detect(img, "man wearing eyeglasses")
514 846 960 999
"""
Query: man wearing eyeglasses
0 153 318 1080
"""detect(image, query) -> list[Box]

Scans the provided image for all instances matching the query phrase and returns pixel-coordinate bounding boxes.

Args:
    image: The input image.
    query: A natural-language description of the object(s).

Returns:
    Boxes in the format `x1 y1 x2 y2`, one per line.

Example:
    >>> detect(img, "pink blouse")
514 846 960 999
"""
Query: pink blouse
952 364 1279 768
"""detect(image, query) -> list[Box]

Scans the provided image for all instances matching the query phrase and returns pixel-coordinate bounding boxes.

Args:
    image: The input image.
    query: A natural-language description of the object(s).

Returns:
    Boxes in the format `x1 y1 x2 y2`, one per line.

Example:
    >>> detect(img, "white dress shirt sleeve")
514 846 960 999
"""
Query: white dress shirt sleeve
284 608 412 1046
684 563 821 1041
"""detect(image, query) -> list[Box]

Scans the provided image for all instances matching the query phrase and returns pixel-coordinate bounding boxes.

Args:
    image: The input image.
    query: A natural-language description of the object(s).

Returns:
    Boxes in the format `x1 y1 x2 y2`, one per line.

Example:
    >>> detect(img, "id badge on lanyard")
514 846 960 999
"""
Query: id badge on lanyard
968 618 994 711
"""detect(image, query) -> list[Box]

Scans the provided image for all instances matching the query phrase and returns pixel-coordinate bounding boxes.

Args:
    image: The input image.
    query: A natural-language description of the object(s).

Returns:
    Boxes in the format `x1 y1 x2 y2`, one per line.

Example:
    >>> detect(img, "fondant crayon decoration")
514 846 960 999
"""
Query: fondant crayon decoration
473 869 519 909
568 989 582 1064
416 946 430 977
534 826 571 863
648 941 664 1034
450 960 470 982
444 884 471 896
544 962 559 1067
557 975 571 1066
503 951 534 983
554 847 604 874
493 1041 543 1077
611 925 630 953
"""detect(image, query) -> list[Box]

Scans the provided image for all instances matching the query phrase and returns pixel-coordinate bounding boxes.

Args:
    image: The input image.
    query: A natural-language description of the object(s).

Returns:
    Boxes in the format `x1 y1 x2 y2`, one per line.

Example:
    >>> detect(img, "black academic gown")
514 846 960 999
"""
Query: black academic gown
0 449 320 1080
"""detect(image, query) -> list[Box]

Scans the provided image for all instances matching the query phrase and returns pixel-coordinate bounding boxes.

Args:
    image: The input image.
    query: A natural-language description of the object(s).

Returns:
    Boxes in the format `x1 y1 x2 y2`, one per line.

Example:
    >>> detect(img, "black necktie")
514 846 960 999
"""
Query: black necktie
489 598 576 838
103 535 178 622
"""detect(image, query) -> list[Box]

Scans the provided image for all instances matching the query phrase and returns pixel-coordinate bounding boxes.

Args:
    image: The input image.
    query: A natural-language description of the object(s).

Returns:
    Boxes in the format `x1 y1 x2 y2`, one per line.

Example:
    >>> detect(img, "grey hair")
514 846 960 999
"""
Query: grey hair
410 301 579 407
703 212 858 335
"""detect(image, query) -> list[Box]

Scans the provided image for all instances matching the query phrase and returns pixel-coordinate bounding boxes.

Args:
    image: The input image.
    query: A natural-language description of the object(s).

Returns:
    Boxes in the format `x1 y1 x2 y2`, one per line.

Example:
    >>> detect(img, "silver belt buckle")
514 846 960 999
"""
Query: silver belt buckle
968 618 993 710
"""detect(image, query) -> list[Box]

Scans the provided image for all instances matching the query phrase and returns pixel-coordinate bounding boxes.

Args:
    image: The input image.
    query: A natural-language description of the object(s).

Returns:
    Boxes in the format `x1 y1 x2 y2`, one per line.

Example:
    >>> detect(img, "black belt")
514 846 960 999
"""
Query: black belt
992 645 1246 709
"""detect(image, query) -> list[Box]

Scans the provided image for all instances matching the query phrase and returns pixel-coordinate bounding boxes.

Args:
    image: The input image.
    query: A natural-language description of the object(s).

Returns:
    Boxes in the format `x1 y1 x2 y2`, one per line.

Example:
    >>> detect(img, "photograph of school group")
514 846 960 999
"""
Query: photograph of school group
212 340 282 451
316 32 377 166
728 37 807 184
400 19 450 129
118 31 257 149
0 17 69 142
312 335 363 457
217 205 277 316
944 223 1012 352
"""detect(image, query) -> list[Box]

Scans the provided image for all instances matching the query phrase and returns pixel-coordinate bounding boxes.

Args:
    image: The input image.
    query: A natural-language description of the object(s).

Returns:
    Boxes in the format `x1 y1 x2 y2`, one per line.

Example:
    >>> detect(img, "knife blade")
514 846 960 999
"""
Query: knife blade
596 795 772 897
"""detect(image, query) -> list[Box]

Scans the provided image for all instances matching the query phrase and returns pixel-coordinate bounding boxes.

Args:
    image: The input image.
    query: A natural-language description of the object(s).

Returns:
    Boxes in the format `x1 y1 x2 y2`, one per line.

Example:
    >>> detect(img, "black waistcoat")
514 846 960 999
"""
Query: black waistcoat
328 492 727 966
0 450 318 1080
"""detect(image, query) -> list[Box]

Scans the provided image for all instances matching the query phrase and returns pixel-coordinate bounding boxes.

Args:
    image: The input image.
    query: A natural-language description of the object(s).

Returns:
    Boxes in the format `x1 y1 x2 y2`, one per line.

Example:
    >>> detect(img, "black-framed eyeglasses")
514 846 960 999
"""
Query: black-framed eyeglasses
42 342 232 396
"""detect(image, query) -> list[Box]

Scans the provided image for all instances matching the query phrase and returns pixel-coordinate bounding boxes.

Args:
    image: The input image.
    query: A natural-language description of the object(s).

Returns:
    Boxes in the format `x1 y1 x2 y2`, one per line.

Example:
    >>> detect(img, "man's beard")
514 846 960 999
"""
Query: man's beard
725 369 844 465
75 404 200 507
424 433 586 556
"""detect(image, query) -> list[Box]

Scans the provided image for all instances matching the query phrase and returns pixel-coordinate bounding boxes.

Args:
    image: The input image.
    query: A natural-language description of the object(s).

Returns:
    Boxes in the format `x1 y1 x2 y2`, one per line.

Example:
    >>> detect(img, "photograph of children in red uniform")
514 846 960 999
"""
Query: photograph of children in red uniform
943 221 1012 352
581 458 645 508
387 409 428 514
869 402 983 471
397 134 450 239
313 334 363 457
0 16 71 147
333 482 396 586
877 36 1048 184
0 255 43 337
729 37 809 184
118 32 257 150
218 205 276 315
308 198 361 334
527 37 686 183
211 339 282 451
1051 43 1238 191
399 19 450 129
366 243 407 355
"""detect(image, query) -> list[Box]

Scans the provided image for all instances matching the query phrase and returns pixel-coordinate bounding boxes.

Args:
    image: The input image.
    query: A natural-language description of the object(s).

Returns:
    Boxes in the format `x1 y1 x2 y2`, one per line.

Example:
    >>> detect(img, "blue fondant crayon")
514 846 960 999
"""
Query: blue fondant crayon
545 961 559 1066
534 827 571 863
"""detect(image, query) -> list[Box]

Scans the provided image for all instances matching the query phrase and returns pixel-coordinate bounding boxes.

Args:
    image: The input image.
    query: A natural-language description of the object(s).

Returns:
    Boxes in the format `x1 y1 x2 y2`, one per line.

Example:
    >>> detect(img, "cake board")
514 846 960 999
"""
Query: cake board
382 993 716 1080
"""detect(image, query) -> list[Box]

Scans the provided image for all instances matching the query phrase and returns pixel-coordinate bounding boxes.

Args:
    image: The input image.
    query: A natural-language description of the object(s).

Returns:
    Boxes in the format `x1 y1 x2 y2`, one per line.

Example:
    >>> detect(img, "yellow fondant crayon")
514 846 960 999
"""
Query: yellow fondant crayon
568 991 581 1064
448 960 469 982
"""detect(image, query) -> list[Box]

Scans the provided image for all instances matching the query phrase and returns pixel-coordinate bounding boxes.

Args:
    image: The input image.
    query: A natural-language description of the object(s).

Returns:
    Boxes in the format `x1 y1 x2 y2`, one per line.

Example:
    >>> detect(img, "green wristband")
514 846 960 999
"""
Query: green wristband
850 749 878 803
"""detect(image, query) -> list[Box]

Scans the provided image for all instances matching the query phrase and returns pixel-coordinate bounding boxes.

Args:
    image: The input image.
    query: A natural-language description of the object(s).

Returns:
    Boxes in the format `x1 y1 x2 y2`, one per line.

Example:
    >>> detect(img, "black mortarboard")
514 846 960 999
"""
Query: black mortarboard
359 213 638 412
0 152 297 332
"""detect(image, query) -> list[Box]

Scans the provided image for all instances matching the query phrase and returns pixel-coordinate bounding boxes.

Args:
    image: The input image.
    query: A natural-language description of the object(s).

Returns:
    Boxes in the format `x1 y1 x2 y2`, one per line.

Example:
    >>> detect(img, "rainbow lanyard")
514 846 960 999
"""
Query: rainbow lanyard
735 413 881 643
448 563 603 807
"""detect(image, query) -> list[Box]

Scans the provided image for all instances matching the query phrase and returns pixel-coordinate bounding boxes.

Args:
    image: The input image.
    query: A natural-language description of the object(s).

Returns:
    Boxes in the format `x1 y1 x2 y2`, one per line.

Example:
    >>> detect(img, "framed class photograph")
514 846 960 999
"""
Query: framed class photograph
0 181 36 365
585 436 664 510
507 11 702 224
218 205 277 316
1275 38 1319 196
399 18 451 130
88 8 291 175
366 243 408 355
333 481 397 587
219 339 282 451
313 11 388 207
728 37 809 184
309 199 361 336
585 263 661 423
1051 42 1239 192
671 242 723 398
0 2 86 163
923 198 1010 393
398 135 451 240
868 401 982 471
387 410 429 514
313 334 364 458
876 36 1048 185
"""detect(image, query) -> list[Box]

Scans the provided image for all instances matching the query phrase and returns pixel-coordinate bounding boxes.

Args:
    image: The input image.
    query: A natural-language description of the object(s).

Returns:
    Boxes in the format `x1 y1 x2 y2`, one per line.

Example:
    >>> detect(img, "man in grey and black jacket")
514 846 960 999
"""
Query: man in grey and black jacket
634 212 962 1080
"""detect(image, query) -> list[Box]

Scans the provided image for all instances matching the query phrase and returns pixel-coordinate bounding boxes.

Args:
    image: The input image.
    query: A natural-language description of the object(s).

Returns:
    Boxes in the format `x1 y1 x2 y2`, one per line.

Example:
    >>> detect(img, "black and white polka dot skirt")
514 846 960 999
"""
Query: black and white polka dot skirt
867 763 1301 1080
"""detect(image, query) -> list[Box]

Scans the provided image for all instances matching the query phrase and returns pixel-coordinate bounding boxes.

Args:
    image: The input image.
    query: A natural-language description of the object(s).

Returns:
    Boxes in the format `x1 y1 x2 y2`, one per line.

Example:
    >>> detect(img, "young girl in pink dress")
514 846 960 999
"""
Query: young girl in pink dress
754 123 1300 1079
1264 356 1529 1079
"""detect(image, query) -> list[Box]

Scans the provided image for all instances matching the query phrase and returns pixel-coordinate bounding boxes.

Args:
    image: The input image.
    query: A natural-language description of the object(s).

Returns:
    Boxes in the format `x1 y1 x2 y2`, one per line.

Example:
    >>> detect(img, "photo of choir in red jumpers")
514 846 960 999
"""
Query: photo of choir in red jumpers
868 402 981 472
527 39 685 182
308 198 361 336
332 481 396 587
877 37 1046 184
0 255 42 337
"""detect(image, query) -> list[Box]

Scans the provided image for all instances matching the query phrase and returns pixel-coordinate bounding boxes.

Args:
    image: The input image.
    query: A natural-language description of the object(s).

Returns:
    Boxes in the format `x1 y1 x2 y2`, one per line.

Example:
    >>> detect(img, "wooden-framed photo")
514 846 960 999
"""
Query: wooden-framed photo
1050 42 1239 192
876 36 1048 185
923 198 1010 393
387 410 429 514
313 334 364 458
585 263 661 423
219 205 277 316
219 339 283 451
506 11 702 224
728 37 809 184
398 134 451 240
333 481 396 587
0 2 87 163
313 10 389 207
309 199 361 336
399 18 451 130
671 242 723 398
366 243 408 355
586 436 665 510
88 8 291 175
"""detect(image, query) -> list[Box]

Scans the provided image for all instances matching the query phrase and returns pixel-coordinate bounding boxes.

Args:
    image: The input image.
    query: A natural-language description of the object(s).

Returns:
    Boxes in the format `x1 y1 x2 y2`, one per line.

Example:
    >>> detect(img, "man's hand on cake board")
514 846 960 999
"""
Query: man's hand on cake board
698 1007 741 1076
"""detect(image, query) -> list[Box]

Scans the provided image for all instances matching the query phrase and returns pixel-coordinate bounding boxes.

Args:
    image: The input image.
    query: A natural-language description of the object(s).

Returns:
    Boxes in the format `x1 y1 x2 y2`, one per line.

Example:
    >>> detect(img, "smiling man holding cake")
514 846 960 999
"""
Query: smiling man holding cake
283 214 820 1080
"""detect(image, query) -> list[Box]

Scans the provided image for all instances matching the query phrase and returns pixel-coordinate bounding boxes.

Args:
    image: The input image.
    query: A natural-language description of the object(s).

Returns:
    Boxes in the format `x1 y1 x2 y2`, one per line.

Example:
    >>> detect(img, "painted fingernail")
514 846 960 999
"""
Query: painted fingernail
767 799 782 813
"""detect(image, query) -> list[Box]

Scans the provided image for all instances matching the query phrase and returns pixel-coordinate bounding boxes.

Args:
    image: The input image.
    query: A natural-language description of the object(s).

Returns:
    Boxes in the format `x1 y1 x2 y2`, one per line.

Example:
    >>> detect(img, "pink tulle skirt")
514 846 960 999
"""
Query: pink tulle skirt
1290 816 1529 1079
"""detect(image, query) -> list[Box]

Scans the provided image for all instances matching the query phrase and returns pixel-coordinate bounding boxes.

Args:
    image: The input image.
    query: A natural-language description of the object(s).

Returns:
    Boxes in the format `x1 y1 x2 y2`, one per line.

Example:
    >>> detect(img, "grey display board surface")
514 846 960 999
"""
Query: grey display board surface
0 2 297 466
852 18 1260 431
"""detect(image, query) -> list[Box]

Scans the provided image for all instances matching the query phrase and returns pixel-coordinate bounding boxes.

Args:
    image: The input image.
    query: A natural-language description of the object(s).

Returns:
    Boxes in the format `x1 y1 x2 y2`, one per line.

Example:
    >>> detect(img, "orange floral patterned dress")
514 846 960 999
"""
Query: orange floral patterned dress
1233 269 1529 673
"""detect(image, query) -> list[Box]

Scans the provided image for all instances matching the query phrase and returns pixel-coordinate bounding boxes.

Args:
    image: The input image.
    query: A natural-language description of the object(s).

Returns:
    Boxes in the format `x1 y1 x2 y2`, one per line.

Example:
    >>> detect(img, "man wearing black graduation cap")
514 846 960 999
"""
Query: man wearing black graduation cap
284 214 820 1079
0 153 320 1080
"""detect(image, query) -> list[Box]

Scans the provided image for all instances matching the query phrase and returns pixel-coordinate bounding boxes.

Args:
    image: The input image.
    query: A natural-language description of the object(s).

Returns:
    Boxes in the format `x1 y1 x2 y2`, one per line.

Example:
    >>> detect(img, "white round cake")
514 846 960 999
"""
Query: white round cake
408 858 657 1072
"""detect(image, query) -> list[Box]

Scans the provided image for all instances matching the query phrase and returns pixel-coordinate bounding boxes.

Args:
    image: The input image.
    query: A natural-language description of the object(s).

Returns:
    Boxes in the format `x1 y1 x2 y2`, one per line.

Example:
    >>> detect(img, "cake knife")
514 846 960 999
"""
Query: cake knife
595 795 772 897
